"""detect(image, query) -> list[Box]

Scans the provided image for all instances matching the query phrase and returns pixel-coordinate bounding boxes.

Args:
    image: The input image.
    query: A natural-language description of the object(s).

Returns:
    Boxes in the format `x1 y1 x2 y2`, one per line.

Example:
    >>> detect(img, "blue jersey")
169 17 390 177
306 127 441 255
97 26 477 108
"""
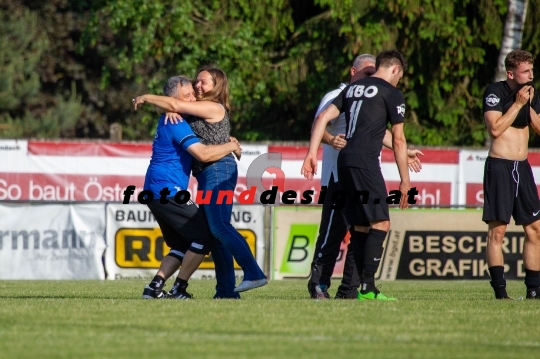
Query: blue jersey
144 115 200 197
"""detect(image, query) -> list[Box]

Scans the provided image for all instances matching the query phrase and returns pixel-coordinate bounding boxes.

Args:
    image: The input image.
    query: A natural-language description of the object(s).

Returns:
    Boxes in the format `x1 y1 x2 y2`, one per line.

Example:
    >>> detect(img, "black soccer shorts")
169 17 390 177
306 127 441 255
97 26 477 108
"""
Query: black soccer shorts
147 199 215 255
337 166 390 226
482 157 540 225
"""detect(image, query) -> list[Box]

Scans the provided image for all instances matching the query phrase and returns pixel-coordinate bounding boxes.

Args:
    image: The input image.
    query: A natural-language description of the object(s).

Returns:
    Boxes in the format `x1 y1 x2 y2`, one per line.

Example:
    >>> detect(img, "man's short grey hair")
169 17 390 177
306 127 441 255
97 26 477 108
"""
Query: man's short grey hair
353 54 376 69
163 75 192 97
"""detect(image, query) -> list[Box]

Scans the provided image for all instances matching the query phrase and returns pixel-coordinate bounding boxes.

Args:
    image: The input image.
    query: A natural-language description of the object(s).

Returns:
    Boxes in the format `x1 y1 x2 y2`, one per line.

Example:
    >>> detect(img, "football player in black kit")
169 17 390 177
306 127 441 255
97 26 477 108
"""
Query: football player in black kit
483 49 540 300
302 50 412 300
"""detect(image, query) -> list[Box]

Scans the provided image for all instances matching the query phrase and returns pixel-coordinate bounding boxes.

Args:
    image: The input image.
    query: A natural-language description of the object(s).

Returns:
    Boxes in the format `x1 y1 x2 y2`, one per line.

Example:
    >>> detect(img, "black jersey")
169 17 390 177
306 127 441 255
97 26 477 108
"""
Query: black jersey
483 81 540 128
331 77 405 168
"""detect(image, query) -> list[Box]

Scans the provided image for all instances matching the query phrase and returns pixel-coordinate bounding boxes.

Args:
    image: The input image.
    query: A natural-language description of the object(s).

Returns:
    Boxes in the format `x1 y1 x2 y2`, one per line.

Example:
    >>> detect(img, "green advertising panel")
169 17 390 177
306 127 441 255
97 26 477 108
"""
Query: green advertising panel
278 224 319 275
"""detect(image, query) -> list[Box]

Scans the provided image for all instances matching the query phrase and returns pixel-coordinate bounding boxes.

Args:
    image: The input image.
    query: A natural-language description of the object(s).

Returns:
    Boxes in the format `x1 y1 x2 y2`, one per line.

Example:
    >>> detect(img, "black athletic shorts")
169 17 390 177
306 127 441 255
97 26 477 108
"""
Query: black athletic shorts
147 199 215 255
482 157 540 225
337 166 389 226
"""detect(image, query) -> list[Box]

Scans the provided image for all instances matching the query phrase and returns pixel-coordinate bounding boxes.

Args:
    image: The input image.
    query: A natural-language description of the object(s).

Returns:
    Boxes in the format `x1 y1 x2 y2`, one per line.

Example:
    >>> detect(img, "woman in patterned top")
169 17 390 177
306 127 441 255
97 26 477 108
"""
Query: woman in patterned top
133 67 267 297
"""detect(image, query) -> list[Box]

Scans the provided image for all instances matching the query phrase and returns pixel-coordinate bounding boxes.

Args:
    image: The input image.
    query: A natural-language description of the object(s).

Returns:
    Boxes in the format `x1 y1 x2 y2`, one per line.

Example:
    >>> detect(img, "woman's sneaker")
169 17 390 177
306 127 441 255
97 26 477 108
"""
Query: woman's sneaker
234 278 268 292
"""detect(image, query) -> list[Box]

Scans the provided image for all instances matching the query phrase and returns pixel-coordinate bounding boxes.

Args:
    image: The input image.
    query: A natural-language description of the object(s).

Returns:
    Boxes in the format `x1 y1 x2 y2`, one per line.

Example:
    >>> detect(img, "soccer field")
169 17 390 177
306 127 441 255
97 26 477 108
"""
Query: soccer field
0 280 537 359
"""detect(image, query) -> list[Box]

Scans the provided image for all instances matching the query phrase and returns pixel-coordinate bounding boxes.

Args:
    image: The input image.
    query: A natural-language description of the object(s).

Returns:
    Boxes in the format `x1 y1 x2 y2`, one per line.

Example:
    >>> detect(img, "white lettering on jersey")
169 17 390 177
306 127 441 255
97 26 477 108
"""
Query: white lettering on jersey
354 85 365 97
346 85 378 98
346 100 363 139
485 94 500 107
364 86 378 98
346 86 356 98
397 104 405 117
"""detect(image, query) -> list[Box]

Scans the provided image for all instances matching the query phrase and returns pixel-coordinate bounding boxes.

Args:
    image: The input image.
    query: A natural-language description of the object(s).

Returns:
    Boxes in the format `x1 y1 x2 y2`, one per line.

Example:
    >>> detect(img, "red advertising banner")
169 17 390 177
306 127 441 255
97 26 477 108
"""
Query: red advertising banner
5 140 540 205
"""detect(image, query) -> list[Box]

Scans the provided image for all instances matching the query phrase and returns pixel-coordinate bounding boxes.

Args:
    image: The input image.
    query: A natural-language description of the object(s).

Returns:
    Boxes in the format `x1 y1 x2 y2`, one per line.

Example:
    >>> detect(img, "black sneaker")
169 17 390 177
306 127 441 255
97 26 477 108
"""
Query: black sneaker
526 287 540 299
491 280 508 299
335 291 358 299
142 285 167 299
168 282 193 299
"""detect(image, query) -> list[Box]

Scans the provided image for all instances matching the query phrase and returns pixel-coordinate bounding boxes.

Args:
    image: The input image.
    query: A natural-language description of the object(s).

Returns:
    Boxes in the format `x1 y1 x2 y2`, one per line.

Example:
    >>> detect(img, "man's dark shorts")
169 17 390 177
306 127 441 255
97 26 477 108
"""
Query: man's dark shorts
483 157 540 225
337 166 390 226
147 199 215 256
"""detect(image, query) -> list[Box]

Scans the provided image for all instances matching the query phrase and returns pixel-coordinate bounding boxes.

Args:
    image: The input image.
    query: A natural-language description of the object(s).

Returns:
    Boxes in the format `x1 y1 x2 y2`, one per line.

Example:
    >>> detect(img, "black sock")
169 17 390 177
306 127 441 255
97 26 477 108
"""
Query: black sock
524 268 540 290
488 266 507 298
173 277 188 289
361 271 375 293
363 228 387 274
350 231 368 280
150 275 165 289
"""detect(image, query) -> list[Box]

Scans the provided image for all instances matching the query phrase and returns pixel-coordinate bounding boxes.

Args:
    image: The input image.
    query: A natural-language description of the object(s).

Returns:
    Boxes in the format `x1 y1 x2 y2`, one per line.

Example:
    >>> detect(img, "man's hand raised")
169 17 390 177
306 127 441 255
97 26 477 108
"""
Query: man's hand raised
516 85 532 107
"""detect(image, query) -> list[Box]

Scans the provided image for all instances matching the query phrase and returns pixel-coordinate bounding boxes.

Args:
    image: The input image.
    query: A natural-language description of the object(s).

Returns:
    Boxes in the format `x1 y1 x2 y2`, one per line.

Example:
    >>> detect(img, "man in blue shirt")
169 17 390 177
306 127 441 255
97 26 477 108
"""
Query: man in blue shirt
133 75 241 299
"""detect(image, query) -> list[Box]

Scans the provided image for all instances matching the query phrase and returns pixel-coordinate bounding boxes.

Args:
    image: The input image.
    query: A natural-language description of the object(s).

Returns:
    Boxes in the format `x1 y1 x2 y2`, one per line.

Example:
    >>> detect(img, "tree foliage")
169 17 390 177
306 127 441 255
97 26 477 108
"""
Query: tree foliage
2 0 540 145
0 8 83 138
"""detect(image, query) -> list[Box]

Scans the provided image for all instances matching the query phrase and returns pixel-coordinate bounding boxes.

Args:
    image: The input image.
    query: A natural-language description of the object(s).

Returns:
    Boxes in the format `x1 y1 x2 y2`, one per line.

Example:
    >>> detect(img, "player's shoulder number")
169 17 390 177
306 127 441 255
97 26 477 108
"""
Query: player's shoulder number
345 85 378 99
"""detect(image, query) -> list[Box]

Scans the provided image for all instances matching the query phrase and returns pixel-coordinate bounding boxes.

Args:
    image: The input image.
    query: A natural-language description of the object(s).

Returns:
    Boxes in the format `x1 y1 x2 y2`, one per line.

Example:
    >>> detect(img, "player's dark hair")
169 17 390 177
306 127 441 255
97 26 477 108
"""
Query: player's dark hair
163 76 192 97
375 50 407 72
505 50 534 70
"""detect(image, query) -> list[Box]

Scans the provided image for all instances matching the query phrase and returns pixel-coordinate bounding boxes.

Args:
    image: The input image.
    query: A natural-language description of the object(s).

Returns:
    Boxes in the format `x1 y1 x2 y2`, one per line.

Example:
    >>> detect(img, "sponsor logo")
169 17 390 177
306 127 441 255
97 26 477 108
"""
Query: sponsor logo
114 227 255 269
533 210 540 216
345 85 379 99
485 94 500 107
242 150 261 156
466 154 487 162
0 229 98 250
397 104 406 116
400 231 525 279
0 145 21 151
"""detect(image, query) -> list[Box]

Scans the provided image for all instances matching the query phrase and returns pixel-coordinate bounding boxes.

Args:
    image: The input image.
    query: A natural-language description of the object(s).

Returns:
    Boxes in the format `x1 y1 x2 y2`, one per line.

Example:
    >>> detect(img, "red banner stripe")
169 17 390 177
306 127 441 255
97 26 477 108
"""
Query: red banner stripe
270 145 459 163
381 148 459 163
28 141 152 157
268 146 323 160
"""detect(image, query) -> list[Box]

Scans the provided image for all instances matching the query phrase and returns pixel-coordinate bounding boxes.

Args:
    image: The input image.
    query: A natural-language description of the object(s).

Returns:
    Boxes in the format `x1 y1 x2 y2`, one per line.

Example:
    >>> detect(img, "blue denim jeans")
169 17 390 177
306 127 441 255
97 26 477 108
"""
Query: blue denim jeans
196 155 266 298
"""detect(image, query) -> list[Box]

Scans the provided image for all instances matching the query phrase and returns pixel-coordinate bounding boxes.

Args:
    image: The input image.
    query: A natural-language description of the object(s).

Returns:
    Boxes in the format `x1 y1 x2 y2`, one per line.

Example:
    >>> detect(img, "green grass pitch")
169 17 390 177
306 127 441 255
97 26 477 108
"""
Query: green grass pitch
0 280 538 359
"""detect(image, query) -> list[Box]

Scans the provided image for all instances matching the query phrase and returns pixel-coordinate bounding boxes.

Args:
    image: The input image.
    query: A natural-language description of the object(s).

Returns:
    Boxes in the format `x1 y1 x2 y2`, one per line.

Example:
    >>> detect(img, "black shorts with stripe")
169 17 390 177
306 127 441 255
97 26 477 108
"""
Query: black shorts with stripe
147 199 215 256
482 157 540 225
337 166 389 225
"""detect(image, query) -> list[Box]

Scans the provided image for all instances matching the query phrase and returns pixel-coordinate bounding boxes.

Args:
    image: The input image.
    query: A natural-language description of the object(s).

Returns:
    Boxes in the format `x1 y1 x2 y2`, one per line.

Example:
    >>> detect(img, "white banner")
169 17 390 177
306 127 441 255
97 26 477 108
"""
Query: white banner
105 203 266 280
459 150 540 206
0 203 106 279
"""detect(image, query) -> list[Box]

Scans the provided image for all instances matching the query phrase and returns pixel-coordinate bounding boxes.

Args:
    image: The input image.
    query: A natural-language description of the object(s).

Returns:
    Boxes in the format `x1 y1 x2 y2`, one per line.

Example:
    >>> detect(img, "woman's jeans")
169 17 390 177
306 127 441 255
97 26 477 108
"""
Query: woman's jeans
196 155 266 298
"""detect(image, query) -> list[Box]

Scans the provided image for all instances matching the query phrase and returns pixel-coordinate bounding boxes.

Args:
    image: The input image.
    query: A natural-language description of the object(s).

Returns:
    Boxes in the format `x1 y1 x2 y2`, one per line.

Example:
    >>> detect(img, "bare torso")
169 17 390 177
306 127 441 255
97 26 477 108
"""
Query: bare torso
488 126 529 161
